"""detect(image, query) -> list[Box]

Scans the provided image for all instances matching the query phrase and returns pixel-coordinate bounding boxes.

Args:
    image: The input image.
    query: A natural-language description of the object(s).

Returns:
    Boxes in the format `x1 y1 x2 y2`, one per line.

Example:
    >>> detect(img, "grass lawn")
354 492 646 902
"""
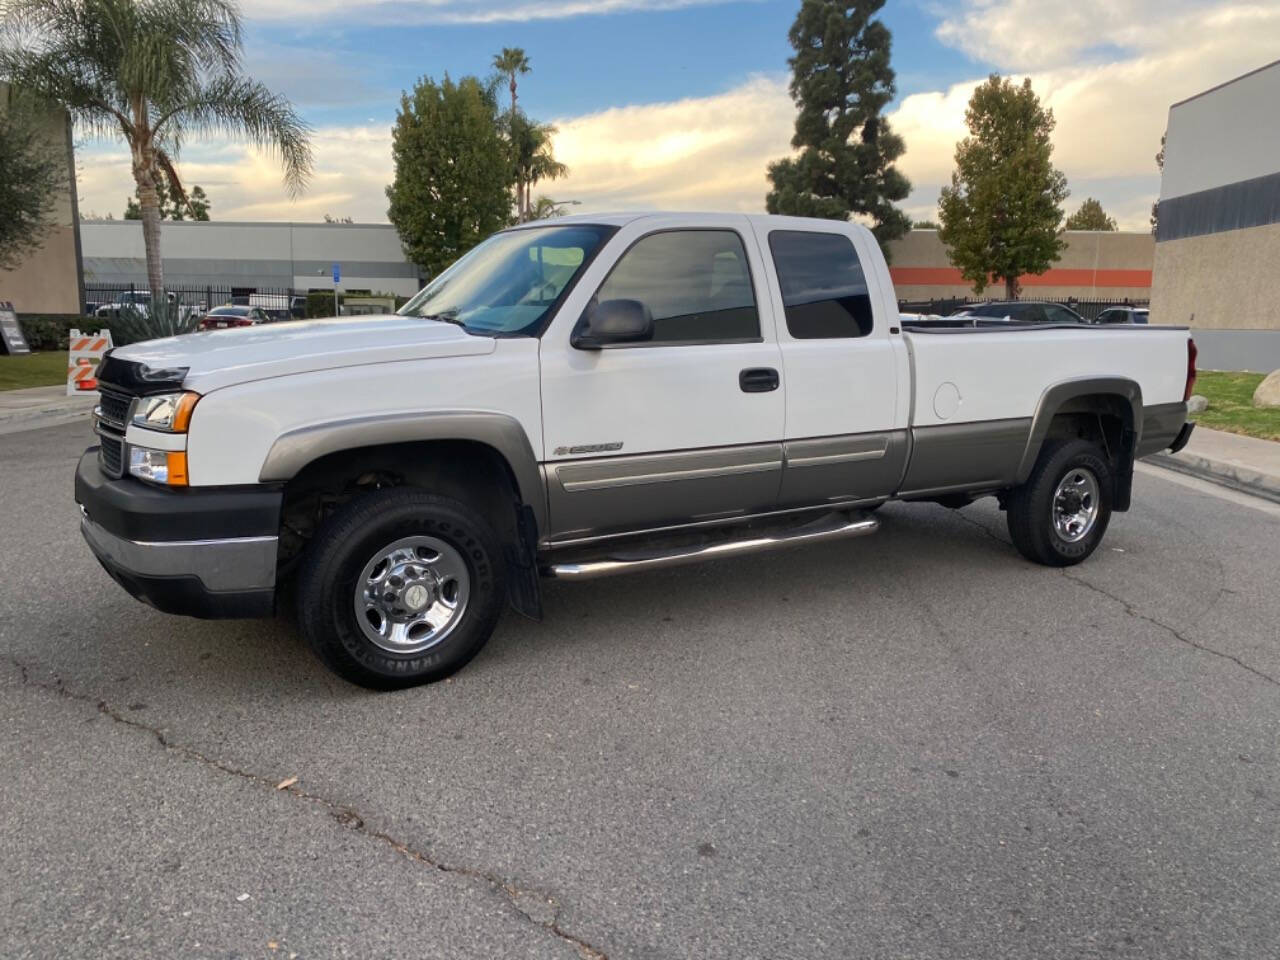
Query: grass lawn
1192 371 1280 442
0 351 68 391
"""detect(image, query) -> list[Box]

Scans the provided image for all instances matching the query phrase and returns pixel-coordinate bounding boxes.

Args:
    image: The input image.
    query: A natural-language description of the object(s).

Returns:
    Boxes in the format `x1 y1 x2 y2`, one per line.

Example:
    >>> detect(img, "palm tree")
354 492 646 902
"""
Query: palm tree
0 0 312 304
491 46 529 117
508 112 566 222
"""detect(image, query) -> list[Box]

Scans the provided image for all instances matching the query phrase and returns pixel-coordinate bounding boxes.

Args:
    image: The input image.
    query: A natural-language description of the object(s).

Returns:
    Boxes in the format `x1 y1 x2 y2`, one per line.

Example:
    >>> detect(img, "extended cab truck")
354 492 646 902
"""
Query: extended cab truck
75 213 1197 689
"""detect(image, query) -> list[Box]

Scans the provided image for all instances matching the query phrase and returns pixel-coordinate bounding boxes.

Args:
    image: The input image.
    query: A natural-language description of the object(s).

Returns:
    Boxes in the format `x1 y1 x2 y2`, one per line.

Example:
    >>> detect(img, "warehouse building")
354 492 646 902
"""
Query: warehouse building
1150 59 1280 371
888 229 1153 305
80 220 422 299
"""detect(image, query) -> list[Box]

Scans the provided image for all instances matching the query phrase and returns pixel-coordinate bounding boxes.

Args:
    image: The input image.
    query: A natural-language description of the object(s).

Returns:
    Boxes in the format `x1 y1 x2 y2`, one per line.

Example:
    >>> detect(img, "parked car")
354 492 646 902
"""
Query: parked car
76 212 1197 689
1095 306 1149 325
954 301 1089 324
198 305 269 330
94 290 200 323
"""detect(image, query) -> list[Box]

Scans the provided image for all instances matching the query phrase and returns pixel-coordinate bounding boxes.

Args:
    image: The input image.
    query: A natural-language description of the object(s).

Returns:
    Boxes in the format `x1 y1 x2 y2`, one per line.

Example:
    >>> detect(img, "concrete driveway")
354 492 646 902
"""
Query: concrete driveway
3 421 1278 959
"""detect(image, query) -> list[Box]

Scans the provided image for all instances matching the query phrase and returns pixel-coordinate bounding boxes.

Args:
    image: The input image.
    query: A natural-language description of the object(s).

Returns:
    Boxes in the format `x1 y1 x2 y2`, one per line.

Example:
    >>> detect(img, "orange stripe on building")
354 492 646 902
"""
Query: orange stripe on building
889 266 1152 289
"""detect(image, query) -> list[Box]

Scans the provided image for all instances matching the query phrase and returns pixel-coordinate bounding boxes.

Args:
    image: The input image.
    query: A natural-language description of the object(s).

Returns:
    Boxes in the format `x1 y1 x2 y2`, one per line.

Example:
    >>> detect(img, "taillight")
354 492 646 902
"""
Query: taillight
1184 338 1198 402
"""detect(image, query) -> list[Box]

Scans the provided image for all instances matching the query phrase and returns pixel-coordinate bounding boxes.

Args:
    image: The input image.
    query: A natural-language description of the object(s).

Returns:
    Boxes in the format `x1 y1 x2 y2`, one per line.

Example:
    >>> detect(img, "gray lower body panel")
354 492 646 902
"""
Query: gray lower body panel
899 418 1032 498
1137 401 1190 458
545 443 783 540
777 430 908 508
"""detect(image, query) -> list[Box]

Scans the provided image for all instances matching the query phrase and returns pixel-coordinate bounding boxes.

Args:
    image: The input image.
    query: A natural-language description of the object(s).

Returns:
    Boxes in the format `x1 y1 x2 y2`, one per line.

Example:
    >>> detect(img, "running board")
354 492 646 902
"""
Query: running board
542 511 879 580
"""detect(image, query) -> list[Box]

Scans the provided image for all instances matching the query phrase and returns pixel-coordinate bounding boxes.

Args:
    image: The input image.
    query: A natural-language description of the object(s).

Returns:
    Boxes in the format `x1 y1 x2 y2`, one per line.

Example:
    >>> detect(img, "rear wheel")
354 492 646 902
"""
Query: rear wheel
1006 439 1112 566
296 488 506 689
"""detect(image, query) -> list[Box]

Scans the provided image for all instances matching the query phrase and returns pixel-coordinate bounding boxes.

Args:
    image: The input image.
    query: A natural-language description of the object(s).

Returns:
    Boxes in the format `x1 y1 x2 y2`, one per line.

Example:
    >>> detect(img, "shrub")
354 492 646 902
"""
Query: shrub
107 302 200 346
306 291 342 318
17 314 85 350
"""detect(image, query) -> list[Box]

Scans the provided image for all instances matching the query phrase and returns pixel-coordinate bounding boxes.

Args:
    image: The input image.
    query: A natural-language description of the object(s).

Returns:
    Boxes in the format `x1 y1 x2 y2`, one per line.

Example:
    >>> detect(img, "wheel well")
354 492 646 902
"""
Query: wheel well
276 440 523 573
1041 394 1136 510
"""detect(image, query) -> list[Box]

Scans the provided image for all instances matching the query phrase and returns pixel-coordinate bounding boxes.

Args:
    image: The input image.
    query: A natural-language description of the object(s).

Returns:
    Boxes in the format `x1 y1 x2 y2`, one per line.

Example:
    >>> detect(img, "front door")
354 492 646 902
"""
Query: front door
539 216 785 542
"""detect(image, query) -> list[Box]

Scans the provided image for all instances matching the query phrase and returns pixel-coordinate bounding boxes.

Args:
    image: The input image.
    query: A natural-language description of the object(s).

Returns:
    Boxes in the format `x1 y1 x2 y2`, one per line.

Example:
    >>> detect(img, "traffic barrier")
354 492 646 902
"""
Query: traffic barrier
67 329 113 396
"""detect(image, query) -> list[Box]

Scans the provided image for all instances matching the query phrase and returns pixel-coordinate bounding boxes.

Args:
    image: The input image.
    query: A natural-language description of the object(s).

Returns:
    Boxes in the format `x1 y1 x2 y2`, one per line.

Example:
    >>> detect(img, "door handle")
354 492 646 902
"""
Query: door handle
739 367 779 393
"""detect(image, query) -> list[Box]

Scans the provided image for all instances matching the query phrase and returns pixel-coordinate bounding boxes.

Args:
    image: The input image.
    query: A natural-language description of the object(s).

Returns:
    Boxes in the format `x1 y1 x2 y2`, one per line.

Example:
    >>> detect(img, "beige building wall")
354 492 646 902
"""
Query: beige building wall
0 84 82 315
1150 221 1280 330
887 230 1153 303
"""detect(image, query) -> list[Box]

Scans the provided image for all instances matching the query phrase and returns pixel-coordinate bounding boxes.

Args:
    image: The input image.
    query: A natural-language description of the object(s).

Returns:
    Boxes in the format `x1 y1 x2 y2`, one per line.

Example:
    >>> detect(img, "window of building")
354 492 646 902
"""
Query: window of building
768 230 873 338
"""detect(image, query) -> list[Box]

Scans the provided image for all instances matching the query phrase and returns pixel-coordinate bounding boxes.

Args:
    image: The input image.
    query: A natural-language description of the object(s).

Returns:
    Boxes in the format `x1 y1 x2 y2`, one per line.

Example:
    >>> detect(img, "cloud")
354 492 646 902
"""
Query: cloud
73 1 1280 233
243 0 748 25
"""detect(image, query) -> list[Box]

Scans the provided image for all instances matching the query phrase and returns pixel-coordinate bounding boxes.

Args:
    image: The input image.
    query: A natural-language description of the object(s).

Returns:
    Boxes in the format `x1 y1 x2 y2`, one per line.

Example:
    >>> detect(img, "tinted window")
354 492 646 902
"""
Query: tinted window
594 230 758 343
1044 305 1083 324
768 231 872 338
966 303 1014 319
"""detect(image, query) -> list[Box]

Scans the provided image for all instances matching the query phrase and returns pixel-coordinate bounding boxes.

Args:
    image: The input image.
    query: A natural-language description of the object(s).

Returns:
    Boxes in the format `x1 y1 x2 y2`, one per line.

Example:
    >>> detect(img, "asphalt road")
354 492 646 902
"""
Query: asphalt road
3 420 1279 960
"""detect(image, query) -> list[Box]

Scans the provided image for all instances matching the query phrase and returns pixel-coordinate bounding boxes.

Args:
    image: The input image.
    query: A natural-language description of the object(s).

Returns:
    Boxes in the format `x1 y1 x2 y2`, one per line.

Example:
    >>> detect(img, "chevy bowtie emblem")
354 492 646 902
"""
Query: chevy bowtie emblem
554 442 624 456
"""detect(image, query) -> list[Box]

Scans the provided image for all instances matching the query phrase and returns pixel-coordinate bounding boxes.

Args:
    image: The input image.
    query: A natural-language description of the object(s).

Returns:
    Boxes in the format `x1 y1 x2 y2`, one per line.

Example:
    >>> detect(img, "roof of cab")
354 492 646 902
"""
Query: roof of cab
508 211 874 235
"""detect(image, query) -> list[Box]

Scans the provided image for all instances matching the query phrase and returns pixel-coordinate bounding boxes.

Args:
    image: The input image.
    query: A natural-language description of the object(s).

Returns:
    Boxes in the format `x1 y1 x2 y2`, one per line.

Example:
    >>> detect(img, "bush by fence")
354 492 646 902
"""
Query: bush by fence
17 315 86 350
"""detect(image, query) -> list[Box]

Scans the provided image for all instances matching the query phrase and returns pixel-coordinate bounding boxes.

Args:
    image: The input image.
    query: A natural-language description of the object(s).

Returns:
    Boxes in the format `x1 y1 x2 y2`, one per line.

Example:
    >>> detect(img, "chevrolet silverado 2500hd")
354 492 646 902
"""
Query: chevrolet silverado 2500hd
75 213 1197 688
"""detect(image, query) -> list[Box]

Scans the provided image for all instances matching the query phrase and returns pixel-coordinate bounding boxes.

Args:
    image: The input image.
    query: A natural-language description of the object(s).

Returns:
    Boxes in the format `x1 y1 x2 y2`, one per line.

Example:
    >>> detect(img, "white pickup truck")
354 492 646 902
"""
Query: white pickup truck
76 213 1196 688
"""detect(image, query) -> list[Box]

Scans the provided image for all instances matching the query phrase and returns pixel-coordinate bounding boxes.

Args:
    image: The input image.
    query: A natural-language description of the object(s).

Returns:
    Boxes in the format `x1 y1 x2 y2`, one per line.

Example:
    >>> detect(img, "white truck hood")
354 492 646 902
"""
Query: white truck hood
111 315 496 393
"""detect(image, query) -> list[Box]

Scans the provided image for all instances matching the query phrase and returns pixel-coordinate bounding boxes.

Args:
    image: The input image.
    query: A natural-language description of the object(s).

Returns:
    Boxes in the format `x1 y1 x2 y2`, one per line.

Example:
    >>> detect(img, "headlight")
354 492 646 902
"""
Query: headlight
129 447 188 486
132 391 199 432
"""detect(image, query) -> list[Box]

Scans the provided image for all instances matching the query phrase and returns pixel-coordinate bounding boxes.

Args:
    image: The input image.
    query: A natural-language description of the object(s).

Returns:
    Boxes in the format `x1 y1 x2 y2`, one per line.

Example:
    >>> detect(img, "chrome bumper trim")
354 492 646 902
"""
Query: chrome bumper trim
80 515 277 593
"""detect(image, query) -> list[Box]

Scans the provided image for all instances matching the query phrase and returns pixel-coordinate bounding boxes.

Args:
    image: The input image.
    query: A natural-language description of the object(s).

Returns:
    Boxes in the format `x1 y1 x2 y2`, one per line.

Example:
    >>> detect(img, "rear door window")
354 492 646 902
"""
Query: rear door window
768 231 873 338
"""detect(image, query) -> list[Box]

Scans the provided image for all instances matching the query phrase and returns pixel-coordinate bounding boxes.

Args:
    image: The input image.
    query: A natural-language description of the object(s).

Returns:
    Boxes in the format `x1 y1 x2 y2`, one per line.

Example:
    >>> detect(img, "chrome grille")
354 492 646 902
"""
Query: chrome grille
97 388 132 429
99 434 124 478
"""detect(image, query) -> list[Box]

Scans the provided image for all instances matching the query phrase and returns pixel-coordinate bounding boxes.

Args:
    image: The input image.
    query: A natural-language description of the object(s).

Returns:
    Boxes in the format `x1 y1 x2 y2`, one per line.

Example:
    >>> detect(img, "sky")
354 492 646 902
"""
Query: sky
73 0 1280 231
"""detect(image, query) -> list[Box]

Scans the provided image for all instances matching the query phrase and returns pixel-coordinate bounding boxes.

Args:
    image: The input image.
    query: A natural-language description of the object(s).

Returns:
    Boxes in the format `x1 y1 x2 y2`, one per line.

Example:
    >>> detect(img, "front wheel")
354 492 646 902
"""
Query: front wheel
1006 438 1113 566
296 488 506 689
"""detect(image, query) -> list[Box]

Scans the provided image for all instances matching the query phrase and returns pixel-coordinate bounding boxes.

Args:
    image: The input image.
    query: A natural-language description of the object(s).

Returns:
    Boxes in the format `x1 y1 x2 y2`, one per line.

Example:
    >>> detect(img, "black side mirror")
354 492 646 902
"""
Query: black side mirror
572 299 654 349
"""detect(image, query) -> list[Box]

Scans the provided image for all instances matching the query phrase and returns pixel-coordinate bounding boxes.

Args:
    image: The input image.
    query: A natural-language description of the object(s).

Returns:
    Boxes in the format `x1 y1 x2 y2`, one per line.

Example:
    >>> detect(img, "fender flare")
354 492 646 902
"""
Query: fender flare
258 410 547 534
1015 377 1143 484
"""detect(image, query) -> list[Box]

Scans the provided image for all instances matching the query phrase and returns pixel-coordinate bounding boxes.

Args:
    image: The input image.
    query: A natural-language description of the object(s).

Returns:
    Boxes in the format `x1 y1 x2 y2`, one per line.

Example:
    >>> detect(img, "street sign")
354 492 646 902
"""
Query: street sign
332 263 341 283
0 301 31 355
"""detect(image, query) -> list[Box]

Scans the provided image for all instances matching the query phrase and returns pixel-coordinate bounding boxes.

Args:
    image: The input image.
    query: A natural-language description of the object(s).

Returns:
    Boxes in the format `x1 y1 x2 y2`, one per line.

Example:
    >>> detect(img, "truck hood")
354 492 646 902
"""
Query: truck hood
110 315 496 393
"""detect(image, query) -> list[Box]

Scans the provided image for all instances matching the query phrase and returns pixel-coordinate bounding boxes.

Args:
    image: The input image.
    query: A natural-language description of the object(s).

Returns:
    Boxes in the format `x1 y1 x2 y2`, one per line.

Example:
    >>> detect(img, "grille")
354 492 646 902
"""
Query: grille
99 434 124 478
97 388 132 429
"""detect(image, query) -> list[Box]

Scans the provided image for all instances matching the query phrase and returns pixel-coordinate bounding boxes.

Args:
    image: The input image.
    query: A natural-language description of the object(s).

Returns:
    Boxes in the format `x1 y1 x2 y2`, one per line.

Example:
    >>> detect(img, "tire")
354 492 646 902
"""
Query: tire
296 488 506 689
1006 438 1113 567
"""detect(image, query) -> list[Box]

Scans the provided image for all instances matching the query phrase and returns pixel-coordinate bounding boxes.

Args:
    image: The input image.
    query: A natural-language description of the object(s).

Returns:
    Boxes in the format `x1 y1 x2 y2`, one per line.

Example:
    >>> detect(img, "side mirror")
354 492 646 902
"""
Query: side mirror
572 299 654 349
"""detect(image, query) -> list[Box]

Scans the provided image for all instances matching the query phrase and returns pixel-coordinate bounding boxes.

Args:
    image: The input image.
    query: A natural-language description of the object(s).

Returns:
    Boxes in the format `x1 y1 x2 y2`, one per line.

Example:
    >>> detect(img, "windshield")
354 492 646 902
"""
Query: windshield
397 224 612 336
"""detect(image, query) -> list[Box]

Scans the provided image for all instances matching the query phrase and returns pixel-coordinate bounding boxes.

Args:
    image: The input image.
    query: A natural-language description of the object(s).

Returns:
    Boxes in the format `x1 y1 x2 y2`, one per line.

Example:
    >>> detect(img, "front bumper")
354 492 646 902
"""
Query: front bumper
75 450 281 619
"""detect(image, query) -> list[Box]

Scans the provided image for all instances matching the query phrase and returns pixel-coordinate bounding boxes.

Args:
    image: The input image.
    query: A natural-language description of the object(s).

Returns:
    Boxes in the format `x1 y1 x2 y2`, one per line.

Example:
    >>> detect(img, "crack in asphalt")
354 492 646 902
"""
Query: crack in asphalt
1059 573 1280 691
2 656 608 960
947 508 1277 691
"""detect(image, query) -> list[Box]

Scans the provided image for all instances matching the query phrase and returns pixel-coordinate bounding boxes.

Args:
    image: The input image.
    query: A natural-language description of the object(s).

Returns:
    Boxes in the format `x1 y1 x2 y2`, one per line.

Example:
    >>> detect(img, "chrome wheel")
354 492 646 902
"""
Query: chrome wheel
354 535 470 655
1052 468 1100 543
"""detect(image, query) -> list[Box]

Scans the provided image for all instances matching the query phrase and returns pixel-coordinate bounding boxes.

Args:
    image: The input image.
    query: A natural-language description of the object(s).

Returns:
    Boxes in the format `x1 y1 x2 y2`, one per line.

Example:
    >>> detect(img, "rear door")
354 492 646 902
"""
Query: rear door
752 222 909 508
539 216 786 541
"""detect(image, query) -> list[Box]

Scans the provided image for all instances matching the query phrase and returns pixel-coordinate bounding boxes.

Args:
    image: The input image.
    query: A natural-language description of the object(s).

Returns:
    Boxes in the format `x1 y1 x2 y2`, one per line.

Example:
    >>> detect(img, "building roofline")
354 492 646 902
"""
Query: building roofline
1169 57 1280 109
78 218 400 229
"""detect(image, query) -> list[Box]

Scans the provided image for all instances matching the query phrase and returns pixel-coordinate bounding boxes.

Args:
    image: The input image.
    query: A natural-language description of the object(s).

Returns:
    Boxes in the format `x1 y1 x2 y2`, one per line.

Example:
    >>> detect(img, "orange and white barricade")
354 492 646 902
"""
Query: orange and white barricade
67 329 113 395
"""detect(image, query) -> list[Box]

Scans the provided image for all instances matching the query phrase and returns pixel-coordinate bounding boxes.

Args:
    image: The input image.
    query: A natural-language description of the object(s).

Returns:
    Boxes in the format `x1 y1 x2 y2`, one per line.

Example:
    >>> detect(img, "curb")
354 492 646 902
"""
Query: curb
0 400 96 437
1147 451 1280 506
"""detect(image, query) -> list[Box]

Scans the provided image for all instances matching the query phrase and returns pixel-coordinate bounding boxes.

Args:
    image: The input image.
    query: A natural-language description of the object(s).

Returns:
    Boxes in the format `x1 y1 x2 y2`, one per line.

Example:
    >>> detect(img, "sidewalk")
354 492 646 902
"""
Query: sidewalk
1149 425 1280 504
0 385 96 436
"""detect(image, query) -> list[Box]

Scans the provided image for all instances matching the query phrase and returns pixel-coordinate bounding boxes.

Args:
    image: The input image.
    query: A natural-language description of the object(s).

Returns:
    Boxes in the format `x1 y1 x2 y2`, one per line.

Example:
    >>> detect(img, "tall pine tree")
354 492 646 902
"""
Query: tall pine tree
766 0 911 255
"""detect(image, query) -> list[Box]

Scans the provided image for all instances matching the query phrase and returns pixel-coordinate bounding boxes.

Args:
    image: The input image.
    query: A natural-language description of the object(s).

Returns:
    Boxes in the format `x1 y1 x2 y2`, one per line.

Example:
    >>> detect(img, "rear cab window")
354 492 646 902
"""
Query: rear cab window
767 230 873 338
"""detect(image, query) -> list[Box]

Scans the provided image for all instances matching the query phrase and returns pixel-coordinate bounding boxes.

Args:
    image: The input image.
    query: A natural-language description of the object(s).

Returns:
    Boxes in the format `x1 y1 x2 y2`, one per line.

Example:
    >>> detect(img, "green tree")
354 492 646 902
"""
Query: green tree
913 219 938 229
491 47 529 116
124 169 211 220
1064 197 1115 231
0 87 64 271
765 0 911 255
1 0 310 306
530 196 573 220
507 111 567 223
386 74 511 278
938 75 1068 298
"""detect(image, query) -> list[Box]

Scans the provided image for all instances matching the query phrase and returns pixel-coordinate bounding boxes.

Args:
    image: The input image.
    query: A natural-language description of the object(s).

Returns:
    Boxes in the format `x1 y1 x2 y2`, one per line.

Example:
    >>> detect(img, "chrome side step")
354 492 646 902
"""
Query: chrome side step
542 511 879 580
